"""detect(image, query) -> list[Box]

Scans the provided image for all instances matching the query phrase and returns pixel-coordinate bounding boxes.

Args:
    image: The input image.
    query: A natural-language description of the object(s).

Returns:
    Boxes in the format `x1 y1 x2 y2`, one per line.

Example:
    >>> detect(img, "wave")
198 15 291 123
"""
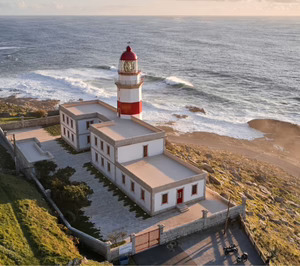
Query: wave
90 65 117 71
0 46 22 50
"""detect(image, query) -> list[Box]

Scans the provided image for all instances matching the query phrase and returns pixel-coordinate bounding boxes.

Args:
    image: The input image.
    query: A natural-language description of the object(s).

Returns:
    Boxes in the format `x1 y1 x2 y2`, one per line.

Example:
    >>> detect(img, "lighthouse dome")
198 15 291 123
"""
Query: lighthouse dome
120 46 137 61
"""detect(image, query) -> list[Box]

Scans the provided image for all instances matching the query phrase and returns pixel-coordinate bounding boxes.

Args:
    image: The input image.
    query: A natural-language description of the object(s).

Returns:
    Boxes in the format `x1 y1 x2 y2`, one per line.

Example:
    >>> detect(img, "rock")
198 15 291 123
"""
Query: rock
245 181 253 186
220 192 229 199
255 175 267 182
270 218 282 225
281 219 289 226
244 191 255 200
231 180 240 187
256 193 268 201
185 105 206 114
259 185 272 195
274 196 284 203
231 170 242 181
205 153 213 159
173 114 188 119
257 213 266 221
287 200 300 209
294 220 300 226
202 163 214 173
266 210 275 218
208 175 222 186
246 211 254 216
259 220 266 227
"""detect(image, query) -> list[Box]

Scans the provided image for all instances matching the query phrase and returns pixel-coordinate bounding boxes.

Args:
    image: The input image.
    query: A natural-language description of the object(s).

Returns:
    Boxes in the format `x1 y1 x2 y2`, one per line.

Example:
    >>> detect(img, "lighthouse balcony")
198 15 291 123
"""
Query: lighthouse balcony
115 79 144 89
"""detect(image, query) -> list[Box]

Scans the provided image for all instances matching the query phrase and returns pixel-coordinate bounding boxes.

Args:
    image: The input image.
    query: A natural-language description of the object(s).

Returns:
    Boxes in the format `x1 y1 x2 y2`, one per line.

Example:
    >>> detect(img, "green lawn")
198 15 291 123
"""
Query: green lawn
44 124 61 136
0 173 82 265
0 117 36 124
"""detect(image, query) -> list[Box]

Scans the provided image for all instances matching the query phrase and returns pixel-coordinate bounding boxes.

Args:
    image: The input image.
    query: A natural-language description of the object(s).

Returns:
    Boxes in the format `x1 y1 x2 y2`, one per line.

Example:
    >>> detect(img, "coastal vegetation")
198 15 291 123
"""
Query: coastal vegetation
0 144 82 265
34 161 102 239
44 124 61 136
166 141 300 265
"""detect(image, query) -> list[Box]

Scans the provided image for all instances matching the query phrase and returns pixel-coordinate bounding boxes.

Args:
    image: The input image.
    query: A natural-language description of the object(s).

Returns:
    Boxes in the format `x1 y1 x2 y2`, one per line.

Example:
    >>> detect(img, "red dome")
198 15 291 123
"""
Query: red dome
120 46 137 61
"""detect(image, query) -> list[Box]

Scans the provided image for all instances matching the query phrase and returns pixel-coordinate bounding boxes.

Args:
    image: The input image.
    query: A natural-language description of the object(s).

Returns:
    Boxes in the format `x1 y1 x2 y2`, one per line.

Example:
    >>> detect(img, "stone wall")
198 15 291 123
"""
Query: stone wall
0 115 60 130
161 205 245 244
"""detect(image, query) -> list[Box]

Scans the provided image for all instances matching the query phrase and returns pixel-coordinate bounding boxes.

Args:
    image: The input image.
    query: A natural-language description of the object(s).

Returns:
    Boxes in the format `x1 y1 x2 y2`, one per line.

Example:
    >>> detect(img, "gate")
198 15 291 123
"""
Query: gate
134 228 160 253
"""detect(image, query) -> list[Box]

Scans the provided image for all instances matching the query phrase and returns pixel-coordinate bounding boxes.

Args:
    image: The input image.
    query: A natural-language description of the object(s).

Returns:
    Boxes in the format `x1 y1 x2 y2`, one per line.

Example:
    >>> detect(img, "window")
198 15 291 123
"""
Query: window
66 117 69 125
71 134 74 142
71 119 73 128
94 136 98 146
62 114 65 122
131 181 135 192
162 193 168 204
107 162 111 172
63 127 66 136
101 157 104 167
95 152 98 162
107 145 110 156
87 135 90 144
67 131 70 138
141 189 145 201
100 141 104 150
122 174 126 184
192 184 198 195
86 120 94 129
143 145 148 157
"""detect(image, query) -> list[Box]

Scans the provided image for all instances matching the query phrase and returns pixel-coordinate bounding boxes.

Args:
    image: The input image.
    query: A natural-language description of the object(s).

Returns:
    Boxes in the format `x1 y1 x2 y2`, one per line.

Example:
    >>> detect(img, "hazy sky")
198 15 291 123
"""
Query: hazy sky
0 0 300 16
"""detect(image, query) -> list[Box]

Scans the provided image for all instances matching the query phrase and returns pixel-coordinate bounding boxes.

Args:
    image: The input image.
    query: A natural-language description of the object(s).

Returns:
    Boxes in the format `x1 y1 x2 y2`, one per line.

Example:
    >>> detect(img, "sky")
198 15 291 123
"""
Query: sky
0 0 300 16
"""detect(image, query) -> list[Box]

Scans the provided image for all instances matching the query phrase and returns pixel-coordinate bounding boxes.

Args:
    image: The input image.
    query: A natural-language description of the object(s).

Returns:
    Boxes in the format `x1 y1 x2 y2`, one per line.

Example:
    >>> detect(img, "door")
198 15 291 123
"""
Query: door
177 188 184 204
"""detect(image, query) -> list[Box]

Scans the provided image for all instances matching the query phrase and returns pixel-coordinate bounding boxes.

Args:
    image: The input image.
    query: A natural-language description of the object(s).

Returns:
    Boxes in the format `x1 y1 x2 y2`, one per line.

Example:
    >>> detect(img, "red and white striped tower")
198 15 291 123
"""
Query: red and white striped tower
116 46 143 119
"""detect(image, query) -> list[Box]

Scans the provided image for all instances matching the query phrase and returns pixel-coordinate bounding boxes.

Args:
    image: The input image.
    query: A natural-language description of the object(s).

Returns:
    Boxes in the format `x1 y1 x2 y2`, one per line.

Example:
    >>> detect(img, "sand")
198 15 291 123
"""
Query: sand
159 119 300 179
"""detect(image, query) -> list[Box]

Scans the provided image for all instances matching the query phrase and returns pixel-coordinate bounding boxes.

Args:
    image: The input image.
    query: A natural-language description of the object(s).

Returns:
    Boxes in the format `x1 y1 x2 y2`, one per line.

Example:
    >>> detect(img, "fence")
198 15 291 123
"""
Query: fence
0 115 60 130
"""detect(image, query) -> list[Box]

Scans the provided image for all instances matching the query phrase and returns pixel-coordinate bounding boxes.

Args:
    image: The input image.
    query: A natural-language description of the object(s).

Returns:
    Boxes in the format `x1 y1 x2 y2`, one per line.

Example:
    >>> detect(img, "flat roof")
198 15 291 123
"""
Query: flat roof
122 154 199 188
96 118 154 141
62 100 162 141
66 103 116 119
16 139 53 163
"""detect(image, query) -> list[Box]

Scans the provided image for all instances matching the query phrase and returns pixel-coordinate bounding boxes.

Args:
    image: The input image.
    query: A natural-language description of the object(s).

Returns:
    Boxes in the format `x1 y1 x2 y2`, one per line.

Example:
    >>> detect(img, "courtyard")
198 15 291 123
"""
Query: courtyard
8 126 229 240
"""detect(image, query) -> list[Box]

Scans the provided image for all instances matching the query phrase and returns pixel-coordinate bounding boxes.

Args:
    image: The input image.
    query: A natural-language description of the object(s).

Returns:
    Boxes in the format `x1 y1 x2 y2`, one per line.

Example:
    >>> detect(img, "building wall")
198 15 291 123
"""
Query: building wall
117 138 164 163
90 132 115 164
60 111 78 149
115 168 151 212
77 118 102 150
91 147 115 181
154 179 205 213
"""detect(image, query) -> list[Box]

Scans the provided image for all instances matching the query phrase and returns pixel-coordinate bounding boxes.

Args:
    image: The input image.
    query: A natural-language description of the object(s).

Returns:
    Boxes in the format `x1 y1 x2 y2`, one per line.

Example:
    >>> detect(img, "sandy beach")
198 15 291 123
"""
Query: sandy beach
160 119 300 179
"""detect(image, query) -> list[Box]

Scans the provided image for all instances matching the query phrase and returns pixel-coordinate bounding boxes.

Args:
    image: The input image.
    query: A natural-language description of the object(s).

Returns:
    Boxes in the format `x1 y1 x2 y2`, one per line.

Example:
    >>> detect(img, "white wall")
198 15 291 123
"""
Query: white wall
78 118 101 135
60 111 76 134
79 134 91 150
61 124 77 148
115 168 151 212
91 147 115 180
90 132 114 163
154 179 205 213
118 88 142 103
117 138 164 163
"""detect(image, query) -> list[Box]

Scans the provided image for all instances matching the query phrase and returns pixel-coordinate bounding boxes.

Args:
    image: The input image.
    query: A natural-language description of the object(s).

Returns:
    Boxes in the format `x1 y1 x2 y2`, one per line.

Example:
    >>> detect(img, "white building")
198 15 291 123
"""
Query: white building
59 46 207 216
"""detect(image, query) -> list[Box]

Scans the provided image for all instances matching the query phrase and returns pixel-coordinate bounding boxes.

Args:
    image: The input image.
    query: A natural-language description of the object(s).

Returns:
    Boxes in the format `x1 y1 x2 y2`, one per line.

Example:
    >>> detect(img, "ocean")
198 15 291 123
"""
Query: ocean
0 16 299 139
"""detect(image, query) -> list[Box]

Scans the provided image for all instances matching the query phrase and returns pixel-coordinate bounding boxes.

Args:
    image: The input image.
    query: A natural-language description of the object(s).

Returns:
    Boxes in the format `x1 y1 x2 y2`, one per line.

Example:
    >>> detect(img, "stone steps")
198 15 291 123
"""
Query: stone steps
176 204 190 213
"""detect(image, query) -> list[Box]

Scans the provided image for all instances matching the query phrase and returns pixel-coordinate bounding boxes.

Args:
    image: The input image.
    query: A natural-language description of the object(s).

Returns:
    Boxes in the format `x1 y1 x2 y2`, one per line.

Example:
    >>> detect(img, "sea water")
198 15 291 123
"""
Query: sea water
0 16 299 139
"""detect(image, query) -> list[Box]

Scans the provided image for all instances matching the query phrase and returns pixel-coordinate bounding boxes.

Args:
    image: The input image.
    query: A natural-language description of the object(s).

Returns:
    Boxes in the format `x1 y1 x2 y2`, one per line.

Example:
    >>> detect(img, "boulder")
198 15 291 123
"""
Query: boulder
209 175 221 186
259 185 272 195
202 163 214 173
259 220 266 227
287 200 300 209
185 105 206 114
244 191 255 200
274 196 284 203
280 219 289 226
231 170 242 181
246 211 254 216
270 218 282 225
255 175 267 182
205 153 213 160
294 220 300 226
257 213 266 221
173 114 188 119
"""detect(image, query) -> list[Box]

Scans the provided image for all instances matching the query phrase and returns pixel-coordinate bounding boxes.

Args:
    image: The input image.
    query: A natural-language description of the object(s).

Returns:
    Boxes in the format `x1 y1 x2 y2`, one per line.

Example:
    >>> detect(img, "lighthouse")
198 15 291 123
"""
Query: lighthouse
116 46 143 119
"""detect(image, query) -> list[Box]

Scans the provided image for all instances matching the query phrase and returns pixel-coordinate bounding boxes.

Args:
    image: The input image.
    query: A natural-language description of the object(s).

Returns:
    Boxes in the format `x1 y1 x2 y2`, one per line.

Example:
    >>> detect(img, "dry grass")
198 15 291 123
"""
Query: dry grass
167 141 300 265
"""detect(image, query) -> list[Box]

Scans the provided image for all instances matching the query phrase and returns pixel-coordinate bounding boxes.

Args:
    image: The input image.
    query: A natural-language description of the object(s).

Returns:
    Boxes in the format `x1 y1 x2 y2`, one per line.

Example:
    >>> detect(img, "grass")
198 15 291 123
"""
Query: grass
83 162 151 221
0 173 82 265
44 124 61 136
0 144 15 170
0 117 36 124
166 142 300 265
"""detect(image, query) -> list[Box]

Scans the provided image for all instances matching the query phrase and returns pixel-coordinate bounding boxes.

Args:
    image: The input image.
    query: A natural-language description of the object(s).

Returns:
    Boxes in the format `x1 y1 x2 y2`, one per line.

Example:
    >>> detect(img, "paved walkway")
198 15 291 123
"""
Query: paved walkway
8 127 228 240
133 222 264 265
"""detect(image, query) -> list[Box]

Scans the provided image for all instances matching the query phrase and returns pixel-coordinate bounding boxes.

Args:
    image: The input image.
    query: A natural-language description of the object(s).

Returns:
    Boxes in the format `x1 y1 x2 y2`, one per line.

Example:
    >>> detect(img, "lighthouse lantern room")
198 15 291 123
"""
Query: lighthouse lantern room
116 46 143 119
